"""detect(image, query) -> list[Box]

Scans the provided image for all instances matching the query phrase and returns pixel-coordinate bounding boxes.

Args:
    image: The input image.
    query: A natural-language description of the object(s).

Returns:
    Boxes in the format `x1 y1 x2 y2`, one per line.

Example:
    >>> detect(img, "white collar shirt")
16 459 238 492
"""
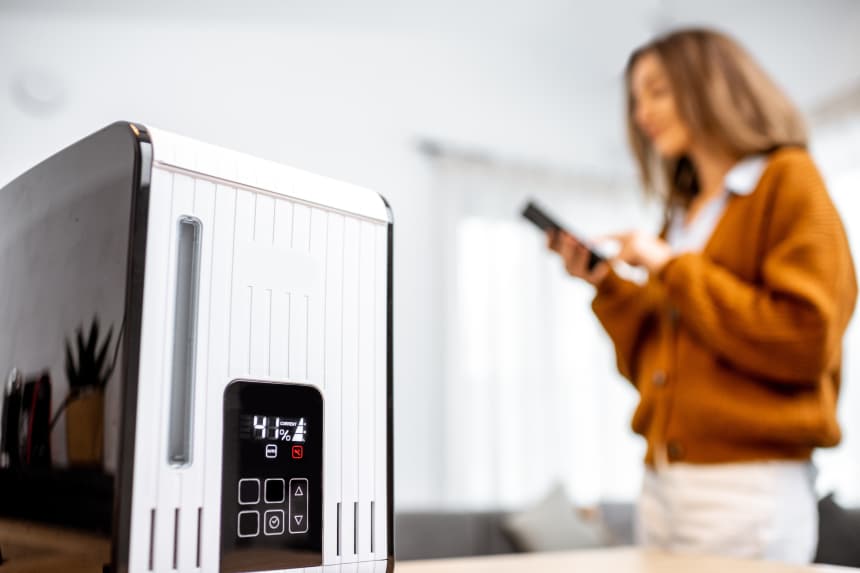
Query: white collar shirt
666 155 768 254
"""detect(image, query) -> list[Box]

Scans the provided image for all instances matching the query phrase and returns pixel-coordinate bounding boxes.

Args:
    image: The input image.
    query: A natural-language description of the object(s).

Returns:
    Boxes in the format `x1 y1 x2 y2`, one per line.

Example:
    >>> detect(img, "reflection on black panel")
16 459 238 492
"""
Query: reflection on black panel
0 123 139 540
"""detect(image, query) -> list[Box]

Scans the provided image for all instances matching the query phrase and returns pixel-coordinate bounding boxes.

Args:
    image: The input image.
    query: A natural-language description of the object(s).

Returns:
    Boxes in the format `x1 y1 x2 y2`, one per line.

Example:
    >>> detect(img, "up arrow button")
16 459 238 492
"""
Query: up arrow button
288 478 309 534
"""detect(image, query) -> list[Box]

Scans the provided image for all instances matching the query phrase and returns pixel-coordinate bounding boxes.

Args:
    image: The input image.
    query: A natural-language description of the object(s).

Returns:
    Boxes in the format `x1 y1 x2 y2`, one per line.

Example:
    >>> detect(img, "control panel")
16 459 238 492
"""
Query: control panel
220 380 322 573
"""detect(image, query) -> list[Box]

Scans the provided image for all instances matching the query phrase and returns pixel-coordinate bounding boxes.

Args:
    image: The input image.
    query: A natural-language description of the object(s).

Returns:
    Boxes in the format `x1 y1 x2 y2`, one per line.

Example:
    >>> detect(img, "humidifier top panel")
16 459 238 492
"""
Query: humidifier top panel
145 126 390 224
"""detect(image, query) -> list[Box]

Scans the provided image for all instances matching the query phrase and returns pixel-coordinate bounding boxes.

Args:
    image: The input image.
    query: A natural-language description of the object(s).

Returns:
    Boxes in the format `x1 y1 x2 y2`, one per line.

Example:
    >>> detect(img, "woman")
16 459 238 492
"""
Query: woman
549 28 857 563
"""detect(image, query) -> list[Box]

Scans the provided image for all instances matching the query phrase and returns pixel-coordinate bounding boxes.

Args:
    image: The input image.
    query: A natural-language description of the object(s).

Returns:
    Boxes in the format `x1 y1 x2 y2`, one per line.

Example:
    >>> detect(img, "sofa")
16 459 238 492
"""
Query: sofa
394 501 634 560
394 495 860 567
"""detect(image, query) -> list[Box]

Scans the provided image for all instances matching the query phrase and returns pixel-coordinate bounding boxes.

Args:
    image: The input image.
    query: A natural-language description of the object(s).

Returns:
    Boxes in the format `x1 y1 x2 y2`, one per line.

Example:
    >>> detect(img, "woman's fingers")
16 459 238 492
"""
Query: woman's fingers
559 236 575 267
587 260 611 285
566 242 590 276
605 231 673 272
547 229 574 252
603 230 642 265
547 229 623 285
615 239 637 265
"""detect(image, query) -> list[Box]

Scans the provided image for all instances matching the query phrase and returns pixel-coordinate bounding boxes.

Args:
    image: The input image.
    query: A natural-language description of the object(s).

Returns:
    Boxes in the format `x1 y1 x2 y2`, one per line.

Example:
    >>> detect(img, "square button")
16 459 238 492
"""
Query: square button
264 478 285 504
264 509 285 536
237 510 260 538
238 478 260 505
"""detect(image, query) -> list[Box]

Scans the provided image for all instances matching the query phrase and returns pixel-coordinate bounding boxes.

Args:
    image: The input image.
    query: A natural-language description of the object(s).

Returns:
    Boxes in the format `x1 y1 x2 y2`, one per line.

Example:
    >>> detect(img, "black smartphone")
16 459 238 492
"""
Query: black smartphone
521 200 606 271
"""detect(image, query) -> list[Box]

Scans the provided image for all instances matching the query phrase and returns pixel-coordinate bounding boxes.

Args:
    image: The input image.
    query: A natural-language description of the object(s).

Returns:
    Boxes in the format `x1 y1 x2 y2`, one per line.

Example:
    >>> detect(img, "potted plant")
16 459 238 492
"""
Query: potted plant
57 318 116 468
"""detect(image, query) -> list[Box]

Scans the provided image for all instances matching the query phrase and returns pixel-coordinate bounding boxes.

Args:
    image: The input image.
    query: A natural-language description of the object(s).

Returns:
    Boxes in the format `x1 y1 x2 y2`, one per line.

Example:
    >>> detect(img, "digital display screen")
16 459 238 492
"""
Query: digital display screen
240 415 307 443
221 380 323 572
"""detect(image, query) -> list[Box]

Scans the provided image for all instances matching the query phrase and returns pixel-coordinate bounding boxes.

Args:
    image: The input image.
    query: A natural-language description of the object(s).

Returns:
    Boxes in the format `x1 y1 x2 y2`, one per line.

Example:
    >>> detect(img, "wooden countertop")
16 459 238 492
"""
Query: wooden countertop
398 547 858 573
2 520 856 573
0 518 109 572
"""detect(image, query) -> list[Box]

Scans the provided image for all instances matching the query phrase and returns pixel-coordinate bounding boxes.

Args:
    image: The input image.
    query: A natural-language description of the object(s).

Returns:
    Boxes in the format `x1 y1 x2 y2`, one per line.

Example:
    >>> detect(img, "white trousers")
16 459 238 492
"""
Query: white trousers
636 459 818 564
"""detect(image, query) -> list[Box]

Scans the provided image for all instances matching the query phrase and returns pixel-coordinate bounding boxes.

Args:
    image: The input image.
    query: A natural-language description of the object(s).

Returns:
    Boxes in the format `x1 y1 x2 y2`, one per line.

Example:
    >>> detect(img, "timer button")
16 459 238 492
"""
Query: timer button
238 478 260 505
264 509 285 536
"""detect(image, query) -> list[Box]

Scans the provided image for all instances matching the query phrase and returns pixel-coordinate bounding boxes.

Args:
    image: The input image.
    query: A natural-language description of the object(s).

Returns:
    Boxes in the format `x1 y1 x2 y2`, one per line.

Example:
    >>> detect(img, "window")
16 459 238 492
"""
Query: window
431 139 860 508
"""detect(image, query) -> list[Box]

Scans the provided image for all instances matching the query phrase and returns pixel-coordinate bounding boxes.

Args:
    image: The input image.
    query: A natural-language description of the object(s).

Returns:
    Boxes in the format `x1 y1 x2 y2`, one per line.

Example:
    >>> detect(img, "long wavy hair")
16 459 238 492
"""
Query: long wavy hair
625 28 807 207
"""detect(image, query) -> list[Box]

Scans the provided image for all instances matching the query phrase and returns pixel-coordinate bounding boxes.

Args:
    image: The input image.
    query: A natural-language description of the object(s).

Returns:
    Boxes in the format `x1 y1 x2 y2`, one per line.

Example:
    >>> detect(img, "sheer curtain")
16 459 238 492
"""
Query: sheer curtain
430 150 658 508
813 118 860 506
430 137 860 510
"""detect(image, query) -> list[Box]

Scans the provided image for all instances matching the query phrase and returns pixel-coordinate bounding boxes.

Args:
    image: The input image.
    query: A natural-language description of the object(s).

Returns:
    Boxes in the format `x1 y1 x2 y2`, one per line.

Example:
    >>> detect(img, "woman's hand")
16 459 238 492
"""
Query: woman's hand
610 231 673 274
546 230 611 286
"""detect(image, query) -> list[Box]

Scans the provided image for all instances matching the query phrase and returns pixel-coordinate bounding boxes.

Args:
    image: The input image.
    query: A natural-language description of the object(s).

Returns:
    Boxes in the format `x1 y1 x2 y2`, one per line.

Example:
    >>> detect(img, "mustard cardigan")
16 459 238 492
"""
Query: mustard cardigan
593 147 857 465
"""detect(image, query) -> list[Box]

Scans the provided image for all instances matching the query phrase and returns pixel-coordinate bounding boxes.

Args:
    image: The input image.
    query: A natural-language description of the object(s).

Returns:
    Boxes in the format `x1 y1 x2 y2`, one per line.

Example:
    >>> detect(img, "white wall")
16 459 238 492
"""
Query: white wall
0 14 447 506
811 119 860 504
0 4 654 507
3 2 860 509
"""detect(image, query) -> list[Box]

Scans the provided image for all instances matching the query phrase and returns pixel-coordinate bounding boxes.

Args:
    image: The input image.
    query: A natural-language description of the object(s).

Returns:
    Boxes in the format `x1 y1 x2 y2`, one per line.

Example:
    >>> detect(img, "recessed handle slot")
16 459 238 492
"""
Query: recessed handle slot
168 216 202 466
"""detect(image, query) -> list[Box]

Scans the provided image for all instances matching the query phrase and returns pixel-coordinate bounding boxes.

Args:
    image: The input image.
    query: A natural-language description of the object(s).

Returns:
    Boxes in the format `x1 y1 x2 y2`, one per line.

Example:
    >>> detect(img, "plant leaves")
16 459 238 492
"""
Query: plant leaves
75 326 88 386
65 337 79 389
86 319 99 365
95 327 113 387
66 317 117 390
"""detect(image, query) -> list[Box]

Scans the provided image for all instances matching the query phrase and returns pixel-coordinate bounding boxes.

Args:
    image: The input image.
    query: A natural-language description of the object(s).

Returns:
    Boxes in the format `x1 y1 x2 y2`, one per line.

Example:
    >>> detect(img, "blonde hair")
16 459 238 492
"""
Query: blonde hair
625 28 807 205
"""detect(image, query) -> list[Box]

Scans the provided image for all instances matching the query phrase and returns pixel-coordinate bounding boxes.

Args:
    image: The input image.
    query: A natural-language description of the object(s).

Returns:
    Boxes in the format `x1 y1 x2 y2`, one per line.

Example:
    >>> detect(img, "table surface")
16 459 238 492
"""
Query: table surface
398 547 858 573
1 520 856 573
0 517 109 572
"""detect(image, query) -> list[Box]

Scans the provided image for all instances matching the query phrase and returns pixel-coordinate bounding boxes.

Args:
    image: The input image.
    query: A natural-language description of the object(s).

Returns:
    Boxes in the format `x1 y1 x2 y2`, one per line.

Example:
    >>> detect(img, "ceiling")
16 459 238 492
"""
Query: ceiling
2 0 860 178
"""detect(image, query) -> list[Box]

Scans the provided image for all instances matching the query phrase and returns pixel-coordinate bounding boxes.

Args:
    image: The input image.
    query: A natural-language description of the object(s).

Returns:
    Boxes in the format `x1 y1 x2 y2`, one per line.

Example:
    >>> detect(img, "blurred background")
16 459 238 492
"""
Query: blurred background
2 0 859 527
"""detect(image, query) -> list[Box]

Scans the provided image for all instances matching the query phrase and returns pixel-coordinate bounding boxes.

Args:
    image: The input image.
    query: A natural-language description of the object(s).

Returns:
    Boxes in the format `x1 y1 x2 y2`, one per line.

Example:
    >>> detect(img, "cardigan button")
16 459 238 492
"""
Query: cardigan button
652 371 666 386
666 440 685 461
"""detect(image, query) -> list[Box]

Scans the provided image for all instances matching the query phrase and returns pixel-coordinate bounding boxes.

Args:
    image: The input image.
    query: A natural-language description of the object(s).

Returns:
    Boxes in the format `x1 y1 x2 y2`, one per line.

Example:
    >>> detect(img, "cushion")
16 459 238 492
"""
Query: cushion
394 510 517 559
814 493 860 567
501 484 609 552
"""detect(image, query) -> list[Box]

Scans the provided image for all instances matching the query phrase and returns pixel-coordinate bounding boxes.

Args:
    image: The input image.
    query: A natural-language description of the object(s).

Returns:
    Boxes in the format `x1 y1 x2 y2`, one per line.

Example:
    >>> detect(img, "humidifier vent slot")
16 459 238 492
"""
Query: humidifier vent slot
168 216 202 466
148 508 156 571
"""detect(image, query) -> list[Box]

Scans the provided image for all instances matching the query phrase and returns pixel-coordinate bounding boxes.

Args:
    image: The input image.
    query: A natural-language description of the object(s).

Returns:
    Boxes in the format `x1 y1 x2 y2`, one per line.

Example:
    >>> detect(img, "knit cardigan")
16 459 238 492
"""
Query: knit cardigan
593 147 857 465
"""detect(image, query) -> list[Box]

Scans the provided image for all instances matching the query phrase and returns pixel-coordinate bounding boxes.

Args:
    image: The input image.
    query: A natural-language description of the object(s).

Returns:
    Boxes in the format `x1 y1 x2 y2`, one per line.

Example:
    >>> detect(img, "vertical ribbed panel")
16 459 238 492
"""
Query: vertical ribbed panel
357 221 376 561
340 217 361 562
271 199 293 380
131 143 388 572
152 171 190 573
308 207 328 394
128 167 171 572
177 176 214 571
229 189 254 379
323 215 345 564
199 182 238 571
373 223 389 561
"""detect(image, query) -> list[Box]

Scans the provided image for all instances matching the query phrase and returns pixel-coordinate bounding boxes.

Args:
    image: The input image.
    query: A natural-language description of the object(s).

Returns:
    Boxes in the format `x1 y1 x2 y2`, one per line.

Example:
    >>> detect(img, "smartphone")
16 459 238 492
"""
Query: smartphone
521 200 606 271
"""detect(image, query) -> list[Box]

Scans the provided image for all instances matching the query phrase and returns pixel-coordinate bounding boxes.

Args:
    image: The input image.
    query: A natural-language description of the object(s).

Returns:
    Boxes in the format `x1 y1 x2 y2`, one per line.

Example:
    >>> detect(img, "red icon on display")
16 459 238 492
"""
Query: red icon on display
291 445 304 459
